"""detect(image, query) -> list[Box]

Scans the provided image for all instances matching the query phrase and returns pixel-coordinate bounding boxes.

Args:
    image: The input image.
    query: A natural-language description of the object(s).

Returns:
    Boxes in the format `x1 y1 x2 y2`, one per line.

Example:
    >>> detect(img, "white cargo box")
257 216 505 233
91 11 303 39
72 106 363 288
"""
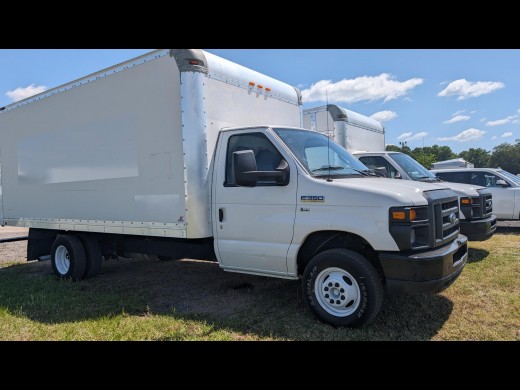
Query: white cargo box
0 49 302 239
303 105 385 152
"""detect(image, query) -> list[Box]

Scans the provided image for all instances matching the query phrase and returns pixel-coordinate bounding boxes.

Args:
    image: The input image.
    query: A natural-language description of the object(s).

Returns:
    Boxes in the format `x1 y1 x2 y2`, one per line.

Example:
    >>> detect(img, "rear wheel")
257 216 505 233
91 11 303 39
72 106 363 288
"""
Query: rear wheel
303 248 383 328
51 235 87 281
79 235 103 278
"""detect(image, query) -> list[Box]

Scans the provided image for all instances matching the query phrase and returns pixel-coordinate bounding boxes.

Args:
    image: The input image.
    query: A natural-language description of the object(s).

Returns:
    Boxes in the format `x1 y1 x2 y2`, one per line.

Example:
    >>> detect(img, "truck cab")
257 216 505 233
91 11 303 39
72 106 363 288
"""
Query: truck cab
354 151 496 241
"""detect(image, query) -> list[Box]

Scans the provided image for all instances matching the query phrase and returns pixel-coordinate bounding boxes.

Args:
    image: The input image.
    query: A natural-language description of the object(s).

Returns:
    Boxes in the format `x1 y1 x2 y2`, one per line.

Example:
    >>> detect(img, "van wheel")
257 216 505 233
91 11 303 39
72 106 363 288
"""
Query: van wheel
303 248 383 328
79 235 103 278
51 235 87 281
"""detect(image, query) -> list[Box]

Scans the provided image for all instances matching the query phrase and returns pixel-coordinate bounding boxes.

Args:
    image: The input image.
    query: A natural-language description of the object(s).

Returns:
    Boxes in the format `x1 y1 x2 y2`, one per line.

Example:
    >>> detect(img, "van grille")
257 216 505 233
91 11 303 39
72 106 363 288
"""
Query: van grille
483 194 493 216
472 191 493 219
433 198 460 247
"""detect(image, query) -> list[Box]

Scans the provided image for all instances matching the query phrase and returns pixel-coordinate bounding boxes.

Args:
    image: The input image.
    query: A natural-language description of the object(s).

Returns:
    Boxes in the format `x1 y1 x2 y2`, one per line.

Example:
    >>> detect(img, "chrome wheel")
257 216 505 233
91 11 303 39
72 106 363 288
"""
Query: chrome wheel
55 245 70 275
314 267 361 317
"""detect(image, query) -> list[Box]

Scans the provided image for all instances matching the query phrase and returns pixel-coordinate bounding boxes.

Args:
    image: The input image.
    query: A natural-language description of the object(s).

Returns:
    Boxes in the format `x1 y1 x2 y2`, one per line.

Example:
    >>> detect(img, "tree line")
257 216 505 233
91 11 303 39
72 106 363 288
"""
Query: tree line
386 139 520 174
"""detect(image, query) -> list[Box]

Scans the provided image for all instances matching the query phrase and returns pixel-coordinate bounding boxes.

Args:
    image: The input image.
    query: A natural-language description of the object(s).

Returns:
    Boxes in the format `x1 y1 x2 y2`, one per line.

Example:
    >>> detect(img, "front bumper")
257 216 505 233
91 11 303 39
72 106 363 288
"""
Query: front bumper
460 215 496 241
379 235 468 294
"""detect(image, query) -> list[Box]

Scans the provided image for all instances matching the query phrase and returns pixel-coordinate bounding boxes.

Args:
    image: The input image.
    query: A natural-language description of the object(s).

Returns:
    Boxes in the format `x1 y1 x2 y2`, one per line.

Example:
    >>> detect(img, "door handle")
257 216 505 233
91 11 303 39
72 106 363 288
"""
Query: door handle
219 208 224 222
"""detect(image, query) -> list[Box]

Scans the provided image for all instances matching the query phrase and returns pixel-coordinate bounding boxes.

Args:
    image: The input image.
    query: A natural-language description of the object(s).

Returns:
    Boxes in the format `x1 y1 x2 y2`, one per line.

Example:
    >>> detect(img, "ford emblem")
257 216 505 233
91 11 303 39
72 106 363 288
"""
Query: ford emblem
449 213 457 224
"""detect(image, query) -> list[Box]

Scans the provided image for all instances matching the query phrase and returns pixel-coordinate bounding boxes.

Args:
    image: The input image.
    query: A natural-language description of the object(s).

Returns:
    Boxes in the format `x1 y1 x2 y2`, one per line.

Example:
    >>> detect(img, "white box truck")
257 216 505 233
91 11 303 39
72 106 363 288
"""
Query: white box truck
303 105 385 152
303 104 496 241
0 49 468 327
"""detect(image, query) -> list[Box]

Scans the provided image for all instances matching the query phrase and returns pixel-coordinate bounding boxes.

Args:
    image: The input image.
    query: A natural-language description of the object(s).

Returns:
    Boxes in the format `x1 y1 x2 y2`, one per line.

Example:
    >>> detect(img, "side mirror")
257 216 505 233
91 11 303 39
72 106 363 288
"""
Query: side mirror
394 172 402 179
234 150 258 187
233 150 290 187
496 179 509 187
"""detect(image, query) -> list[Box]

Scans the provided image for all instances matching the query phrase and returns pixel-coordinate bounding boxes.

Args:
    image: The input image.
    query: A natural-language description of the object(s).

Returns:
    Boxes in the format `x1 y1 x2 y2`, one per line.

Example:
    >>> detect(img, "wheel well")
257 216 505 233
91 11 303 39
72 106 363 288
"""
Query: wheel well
27 228 59 260
297 231 384 281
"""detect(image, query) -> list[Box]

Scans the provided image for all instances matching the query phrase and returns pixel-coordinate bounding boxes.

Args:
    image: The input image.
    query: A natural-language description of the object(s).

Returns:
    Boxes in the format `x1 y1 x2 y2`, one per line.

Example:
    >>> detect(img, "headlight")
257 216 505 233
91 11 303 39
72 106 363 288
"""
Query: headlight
389 206 429 250
460 196 480 219
390 206 428 223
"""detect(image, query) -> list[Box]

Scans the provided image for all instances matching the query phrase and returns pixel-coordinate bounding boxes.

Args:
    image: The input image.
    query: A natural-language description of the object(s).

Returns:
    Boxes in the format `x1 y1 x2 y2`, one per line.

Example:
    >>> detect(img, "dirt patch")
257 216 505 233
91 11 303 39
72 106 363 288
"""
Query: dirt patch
0 227 28 265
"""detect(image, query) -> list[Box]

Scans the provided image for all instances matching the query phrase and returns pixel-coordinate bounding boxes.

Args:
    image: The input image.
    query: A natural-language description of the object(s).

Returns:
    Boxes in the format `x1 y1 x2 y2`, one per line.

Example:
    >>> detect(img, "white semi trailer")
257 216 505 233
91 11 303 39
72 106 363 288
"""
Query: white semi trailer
0 50 468 327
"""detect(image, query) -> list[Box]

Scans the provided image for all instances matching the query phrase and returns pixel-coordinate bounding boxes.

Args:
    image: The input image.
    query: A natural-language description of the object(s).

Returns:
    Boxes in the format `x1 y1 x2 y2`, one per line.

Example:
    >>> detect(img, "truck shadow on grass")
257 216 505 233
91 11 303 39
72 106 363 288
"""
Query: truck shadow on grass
467 248 489 263
496 226 520 235
0 257 453 341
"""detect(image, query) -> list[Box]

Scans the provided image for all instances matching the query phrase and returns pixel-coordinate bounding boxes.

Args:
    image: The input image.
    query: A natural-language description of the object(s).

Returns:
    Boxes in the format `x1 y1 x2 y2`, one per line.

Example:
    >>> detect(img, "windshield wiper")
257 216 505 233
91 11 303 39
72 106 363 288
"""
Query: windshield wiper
312 165 345 172
363 169 384 177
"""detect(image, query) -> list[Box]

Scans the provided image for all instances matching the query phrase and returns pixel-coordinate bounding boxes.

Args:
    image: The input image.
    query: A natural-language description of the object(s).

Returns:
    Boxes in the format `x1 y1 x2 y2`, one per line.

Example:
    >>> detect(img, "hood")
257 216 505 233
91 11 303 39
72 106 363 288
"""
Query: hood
303 177 453 207
434 180 484 196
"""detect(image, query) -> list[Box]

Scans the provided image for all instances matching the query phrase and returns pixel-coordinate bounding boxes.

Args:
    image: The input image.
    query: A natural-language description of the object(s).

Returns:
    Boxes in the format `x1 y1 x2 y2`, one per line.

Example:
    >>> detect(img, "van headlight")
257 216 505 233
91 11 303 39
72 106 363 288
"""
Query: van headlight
389 206 429 250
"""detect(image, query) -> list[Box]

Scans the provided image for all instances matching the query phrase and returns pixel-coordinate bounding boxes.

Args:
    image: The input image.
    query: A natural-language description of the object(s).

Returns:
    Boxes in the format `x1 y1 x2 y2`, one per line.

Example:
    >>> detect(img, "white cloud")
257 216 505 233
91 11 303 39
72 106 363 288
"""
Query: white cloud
480 118 487 122
443 115 470 124
397 131 428 141
370 110 397 122
397 132 412 141
491 136 497 140
452 110 466 116
501 131 513 138
437 79 504 100
437 128 486 142
6 84 48 102
301 73 424 104
485 115 517 126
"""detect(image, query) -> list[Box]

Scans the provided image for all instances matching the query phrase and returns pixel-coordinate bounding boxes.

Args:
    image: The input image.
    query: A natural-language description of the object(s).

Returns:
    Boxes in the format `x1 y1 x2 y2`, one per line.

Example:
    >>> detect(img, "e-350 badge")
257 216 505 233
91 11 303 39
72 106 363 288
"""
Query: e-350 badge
301 195 324 202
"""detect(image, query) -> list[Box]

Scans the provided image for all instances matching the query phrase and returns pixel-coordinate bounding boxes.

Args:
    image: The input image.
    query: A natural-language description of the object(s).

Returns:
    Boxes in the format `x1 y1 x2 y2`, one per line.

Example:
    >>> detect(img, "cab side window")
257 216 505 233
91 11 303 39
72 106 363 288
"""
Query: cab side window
225 133 283 186
435 171 471 184
470 172 502 187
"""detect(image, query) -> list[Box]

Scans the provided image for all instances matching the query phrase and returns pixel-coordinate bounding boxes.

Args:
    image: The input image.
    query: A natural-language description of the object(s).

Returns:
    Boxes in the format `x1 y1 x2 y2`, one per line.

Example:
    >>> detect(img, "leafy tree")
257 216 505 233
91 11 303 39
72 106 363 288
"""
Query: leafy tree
458 148 490 168
489 141 520 174
436 145 457 161
386 144 401 152
413 153 436 169
412 144 456 162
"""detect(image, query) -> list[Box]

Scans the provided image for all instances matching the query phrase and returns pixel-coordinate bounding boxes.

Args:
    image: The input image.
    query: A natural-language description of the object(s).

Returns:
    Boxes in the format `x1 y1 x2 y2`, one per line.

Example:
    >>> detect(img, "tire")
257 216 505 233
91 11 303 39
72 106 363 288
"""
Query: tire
79 235 103 278
51 235 87 281
303 248 383 328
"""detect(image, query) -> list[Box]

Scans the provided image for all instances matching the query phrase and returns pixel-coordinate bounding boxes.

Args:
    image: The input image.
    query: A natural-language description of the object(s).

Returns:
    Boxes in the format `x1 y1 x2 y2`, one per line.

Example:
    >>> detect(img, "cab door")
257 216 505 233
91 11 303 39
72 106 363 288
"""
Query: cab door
212 129 297 276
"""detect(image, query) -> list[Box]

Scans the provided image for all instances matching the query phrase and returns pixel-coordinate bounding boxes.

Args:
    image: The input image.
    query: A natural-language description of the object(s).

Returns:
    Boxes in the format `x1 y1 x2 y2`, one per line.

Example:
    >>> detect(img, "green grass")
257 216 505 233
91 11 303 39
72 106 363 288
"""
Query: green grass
0 228 518 340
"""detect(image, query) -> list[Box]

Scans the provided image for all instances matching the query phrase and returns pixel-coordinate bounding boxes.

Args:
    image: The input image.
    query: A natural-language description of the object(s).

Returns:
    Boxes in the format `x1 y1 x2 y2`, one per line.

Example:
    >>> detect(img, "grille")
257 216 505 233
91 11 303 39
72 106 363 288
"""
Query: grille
471 193 493 219
433 198 460 247
483 194 493 216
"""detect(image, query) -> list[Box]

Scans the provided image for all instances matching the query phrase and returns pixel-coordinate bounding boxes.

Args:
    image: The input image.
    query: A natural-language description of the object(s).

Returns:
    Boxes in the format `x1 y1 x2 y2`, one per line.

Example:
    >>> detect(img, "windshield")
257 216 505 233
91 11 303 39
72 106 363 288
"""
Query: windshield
498 170 520 185
389 153 438 181
273 128 370 178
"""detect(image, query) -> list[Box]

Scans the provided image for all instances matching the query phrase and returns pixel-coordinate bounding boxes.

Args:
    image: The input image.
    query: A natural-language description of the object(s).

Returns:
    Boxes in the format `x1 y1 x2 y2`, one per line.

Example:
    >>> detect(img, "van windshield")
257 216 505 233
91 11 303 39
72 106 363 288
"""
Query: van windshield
390 153 438 181
273 128 372 178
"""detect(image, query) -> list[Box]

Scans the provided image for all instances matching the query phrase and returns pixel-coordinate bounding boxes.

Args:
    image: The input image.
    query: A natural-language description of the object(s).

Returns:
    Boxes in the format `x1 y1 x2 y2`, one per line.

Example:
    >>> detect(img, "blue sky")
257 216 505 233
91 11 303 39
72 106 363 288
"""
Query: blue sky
1 49 519 154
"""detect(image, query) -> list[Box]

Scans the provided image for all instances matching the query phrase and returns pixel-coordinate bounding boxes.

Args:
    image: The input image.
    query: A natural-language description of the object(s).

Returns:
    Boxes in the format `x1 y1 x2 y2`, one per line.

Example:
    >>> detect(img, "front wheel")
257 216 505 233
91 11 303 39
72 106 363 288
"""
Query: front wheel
303 248 383 328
